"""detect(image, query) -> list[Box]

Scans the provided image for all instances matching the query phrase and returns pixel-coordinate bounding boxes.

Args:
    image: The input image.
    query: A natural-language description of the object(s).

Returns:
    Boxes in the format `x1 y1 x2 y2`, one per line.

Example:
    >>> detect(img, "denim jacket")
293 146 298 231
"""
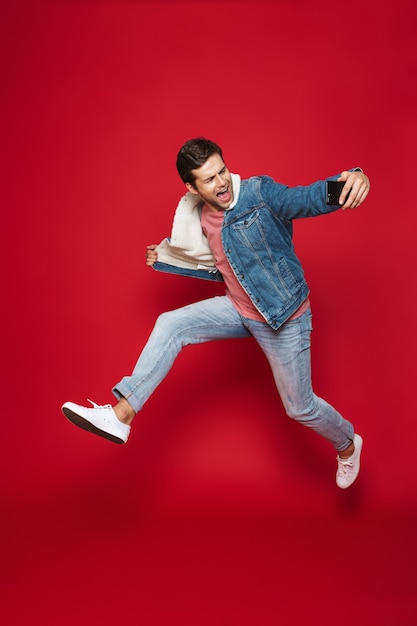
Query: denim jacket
153 171 351 330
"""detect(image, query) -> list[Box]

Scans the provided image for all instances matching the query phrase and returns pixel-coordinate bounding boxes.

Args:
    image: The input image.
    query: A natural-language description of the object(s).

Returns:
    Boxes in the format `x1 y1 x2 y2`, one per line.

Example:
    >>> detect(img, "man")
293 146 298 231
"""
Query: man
62 137 370 489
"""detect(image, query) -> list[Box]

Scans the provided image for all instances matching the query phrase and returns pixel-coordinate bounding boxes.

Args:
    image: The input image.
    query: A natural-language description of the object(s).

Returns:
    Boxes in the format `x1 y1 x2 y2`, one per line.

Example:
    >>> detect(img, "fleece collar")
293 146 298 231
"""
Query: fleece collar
154 173 241 270
168 173 240 252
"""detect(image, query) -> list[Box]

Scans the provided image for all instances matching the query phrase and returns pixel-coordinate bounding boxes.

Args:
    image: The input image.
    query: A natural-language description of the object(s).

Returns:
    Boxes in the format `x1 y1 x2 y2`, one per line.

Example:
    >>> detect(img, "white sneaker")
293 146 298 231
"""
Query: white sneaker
61 400 130 444
336 434 363 489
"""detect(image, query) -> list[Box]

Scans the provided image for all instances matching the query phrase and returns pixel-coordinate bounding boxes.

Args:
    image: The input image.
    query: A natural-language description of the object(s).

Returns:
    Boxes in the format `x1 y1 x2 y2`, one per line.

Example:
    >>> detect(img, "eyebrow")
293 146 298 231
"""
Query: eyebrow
202 165 227 184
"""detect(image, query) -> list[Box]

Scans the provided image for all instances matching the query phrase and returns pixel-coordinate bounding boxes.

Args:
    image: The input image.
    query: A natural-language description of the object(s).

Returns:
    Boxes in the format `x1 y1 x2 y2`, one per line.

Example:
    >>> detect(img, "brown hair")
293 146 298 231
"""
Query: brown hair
176 137 223 186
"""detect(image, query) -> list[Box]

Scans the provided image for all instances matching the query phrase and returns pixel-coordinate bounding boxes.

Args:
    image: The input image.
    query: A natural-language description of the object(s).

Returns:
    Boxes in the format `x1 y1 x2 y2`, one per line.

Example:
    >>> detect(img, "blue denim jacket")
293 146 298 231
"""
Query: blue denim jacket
153 172 346 329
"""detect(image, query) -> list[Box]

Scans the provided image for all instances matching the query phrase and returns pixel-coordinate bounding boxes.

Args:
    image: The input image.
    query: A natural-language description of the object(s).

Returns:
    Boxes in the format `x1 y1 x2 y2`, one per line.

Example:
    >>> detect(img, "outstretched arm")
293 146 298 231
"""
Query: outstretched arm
262 167 370 219
337 170 370 209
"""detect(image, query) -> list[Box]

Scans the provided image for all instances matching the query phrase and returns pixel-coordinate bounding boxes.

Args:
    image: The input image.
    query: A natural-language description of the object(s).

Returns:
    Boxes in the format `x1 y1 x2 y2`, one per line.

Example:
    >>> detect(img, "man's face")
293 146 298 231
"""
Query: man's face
186 153 234 211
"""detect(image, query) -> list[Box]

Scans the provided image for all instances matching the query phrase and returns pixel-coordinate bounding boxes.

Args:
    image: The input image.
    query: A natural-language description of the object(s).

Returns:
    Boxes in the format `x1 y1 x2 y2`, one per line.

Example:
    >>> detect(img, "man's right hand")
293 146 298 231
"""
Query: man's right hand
146 244 158 266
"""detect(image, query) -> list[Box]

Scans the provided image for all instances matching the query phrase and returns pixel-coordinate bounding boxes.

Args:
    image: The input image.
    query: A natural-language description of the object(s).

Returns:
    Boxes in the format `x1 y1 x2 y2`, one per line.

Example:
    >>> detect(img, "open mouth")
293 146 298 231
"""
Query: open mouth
217 186 231 202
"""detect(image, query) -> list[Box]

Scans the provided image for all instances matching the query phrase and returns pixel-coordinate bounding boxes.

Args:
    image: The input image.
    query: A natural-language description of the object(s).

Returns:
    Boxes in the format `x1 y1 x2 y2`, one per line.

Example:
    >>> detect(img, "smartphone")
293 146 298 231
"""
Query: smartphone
326 180 350 205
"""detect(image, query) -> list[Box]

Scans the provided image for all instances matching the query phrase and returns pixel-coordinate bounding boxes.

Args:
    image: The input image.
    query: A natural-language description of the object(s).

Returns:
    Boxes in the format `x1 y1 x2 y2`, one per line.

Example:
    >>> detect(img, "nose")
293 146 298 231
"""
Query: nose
215 173 227 188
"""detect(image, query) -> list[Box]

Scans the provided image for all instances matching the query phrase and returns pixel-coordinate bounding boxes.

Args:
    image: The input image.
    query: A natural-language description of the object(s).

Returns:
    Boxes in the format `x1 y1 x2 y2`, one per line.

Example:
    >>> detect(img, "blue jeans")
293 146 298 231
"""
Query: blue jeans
113 296 354 452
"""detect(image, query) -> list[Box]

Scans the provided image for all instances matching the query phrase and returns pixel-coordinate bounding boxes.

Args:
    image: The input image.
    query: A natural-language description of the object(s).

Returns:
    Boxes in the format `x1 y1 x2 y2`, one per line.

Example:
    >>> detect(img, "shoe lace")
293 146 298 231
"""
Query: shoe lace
338 457 354 473
87 399 112 410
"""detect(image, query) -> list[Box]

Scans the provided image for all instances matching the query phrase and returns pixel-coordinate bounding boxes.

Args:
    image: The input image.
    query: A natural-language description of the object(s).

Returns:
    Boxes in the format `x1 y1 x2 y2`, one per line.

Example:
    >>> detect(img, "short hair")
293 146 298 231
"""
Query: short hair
176 137 223 186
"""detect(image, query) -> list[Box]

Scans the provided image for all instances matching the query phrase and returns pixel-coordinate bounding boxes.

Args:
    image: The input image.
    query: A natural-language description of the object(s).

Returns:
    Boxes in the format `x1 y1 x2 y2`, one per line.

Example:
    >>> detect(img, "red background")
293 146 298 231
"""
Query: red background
2 0 416 624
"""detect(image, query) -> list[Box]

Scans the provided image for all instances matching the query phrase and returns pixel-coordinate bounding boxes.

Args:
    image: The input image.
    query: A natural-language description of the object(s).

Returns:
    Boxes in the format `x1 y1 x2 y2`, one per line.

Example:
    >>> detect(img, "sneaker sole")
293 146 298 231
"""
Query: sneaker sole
62 406 126 444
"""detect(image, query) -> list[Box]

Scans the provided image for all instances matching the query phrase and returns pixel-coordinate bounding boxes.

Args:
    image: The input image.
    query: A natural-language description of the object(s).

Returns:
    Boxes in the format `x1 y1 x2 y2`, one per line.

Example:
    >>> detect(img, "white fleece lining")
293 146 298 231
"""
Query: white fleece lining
155 173 241 270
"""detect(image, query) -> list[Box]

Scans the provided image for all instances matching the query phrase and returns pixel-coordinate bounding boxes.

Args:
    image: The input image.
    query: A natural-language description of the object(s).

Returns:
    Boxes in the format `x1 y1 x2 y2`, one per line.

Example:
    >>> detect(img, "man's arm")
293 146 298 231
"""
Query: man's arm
261 168 370 219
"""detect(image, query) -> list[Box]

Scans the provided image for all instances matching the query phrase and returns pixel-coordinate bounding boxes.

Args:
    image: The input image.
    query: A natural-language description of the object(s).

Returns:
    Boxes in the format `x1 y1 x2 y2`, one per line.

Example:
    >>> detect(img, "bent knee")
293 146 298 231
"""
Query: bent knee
285 399 316 422
154 310 178 331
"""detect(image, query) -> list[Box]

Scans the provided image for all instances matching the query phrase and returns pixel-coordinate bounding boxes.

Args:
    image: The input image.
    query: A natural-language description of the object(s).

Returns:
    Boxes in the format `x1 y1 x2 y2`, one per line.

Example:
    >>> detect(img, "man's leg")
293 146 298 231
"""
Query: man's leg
112 295 250 413
243 308 362 487
62 296 250 442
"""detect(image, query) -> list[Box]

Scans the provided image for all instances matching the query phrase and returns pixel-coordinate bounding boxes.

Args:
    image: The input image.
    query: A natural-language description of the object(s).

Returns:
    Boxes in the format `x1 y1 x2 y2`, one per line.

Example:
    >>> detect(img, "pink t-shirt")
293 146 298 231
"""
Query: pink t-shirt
201 204 309 323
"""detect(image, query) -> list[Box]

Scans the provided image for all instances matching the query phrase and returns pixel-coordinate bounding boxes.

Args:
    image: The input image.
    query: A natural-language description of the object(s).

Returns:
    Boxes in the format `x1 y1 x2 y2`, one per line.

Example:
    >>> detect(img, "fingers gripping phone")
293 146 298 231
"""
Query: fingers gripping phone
326 180 351 205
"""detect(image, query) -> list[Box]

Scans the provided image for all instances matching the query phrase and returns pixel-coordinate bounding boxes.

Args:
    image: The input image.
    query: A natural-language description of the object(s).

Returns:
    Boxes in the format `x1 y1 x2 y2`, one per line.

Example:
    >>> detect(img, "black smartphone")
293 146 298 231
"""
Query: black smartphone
326 180 350 205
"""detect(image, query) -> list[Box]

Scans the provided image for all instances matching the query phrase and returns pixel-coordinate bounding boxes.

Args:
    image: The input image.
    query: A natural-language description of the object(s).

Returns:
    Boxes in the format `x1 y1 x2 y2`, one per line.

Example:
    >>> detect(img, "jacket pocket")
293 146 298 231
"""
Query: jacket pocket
231 209 260 230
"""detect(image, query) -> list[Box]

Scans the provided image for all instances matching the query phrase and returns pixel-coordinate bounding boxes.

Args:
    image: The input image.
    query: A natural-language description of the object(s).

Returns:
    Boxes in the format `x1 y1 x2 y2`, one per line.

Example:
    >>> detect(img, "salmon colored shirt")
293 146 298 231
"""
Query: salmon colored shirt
201 204 309 323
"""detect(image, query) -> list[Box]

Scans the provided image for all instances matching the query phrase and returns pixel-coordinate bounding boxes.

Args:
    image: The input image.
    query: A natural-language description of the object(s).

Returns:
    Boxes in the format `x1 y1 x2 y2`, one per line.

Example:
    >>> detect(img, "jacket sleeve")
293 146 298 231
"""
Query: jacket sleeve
259 171 359 220
151 237 224 282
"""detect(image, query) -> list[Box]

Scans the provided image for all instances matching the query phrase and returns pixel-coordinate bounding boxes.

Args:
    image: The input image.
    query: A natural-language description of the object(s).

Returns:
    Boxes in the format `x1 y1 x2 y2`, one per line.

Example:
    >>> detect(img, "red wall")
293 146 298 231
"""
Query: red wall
2 1 416 624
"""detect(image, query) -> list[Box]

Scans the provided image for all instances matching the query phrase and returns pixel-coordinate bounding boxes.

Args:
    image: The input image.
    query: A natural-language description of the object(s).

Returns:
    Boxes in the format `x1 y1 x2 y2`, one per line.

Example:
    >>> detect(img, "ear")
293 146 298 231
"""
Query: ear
186 182 199 195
